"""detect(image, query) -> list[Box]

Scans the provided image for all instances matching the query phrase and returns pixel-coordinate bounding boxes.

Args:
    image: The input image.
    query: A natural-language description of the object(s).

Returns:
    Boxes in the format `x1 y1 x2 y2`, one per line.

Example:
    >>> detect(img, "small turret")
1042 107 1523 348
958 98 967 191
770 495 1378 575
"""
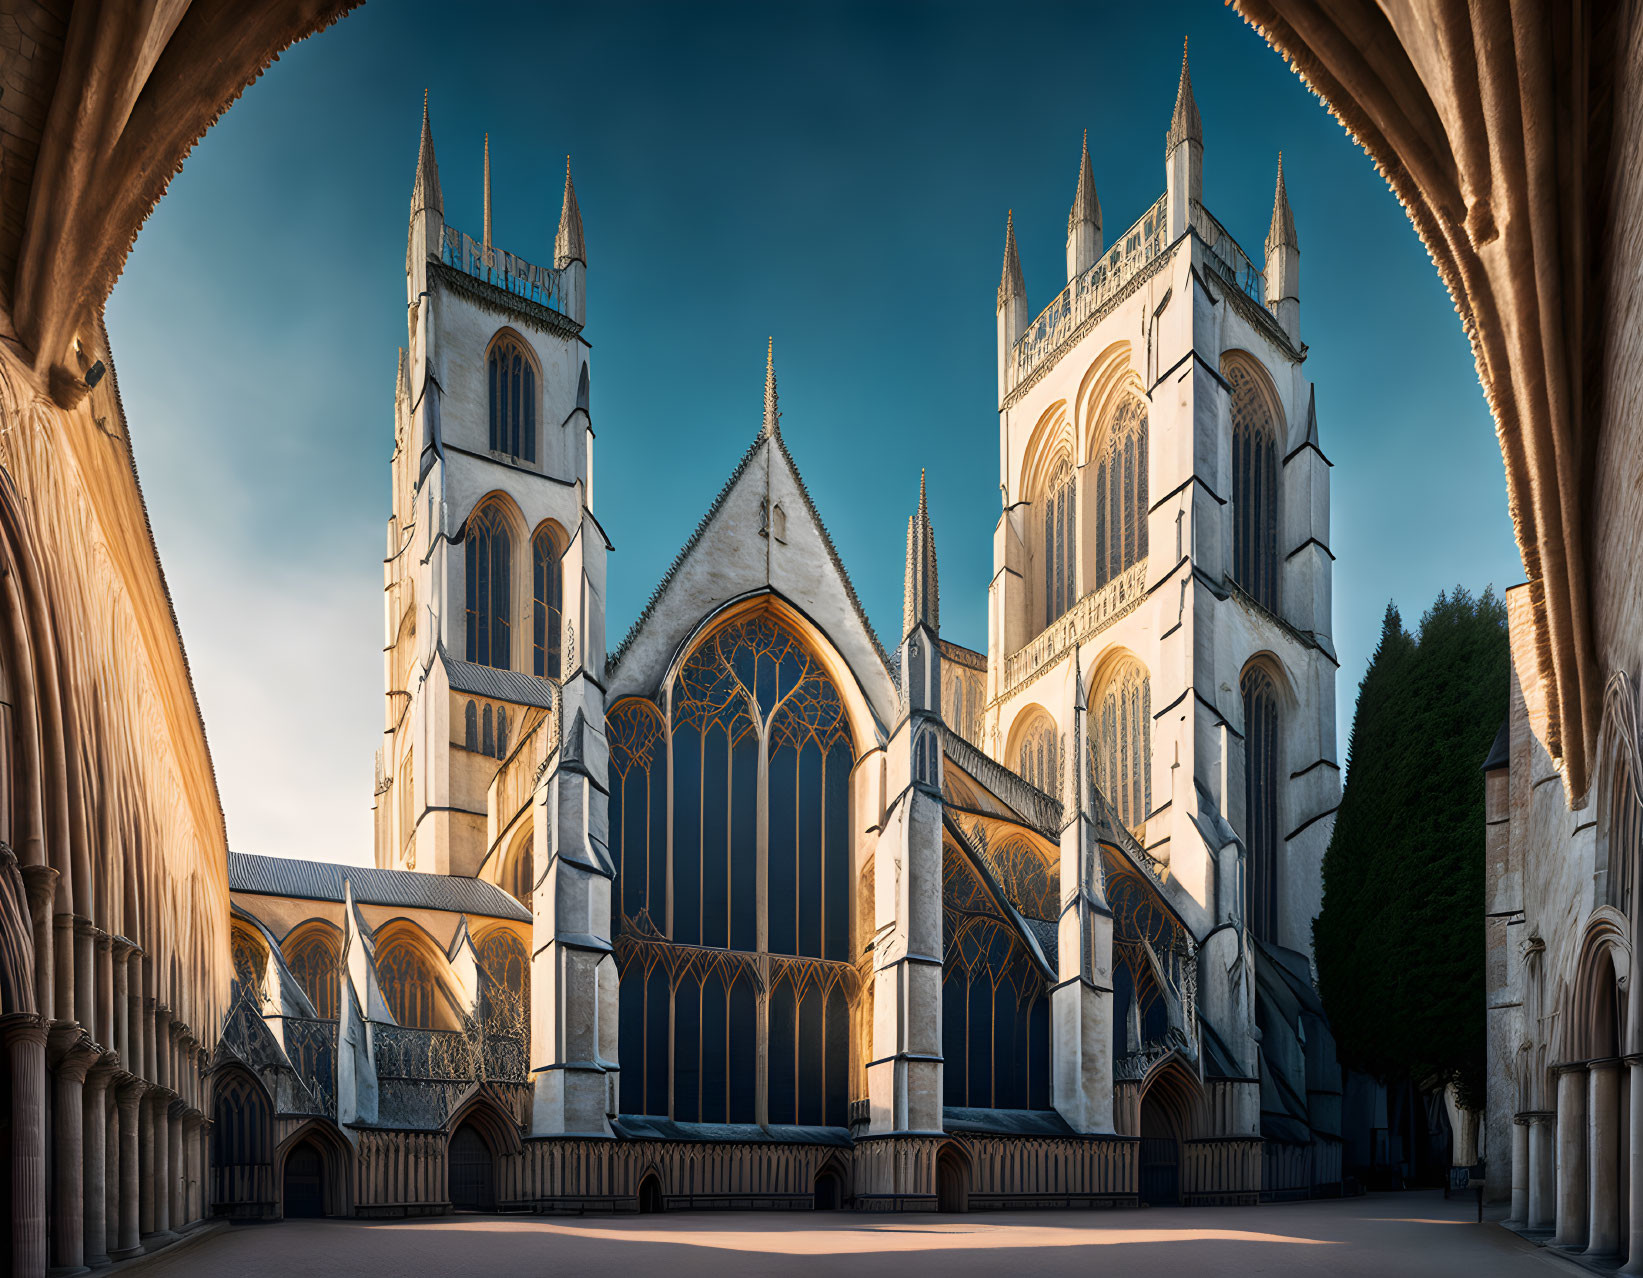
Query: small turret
554 156 586 327
996 210 1028 403
1264 152 1300 345
482 132 493 253
903 470 939 640
762 337 781 439
1164 38 1202 241
1066 130 1103 282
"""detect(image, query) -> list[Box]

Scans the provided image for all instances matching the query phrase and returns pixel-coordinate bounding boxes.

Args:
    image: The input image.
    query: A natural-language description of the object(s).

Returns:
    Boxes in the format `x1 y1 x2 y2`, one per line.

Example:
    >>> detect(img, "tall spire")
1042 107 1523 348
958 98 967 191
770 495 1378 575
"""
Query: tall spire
903 470 939 638
1266 151 1297 249
410 90 442 218
1068 129 1101 236
762 337 781 438
997 209 1026 311
555 155 586 268
482 132 492 251
1166 37 1202 153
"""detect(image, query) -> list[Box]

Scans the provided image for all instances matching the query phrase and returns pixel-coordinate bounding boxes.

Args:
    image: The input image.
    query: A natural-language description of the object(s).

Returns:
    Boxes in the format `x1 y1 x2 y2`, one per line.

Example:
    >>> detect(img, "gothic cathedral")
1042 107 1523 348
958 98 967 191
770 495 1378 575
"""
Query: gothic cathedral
216 48 1345 1215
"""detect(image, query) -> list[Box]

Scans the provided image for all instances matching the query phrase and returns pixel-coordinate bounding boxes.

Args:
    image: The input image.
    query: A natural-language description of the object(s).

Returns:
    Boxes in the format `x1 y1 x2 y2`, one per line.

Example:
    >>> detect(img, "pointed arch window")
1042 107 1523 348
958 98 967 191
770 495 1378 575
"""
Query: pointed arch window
1241 664 1280 942
1042 457 1076 624
609 612 855 1126
532 525 564 679
1094 661 1152 836
464 700 479 751
1015 715 1060 796
487 333 537 463
1092 397 1148 588
284 926 340 1020
465 501 512 669
1607 750 1640 919
1227 359 1280 612
377 935 439 1029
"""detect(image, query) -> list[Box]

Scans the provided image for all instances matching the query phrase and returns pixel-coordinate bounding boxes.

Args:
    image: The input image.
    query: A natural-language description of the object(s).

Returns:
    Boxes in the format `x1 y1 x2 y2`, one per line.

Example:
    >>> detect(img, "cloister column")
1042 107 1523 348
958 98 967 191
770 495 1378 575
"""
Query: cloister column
94 930 112 1051
110 939 134 1066
1589 1059 1624 1261
47 1027 99 1274
196 1120 211 1223
1623 1058 1643 1274
82 1056 116 1267
4 1014 48 1278
168 1099 185 1230
1509 1118 1529 1225
1529 1112 1557 1229
182 1114 202 1228
1554 1065 1590 1249
111 1079 145 1259
137 1090 155 1238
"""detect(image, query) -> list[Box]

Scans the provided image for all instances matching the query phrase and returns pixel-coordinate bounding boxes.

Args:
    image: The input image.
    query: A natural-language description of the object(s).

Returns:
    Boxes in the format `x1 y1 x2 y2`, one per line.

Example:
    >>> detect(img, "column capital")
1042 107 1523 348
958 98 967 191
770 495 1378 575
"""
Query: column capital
85 1050 120 1089
1590 1055 1625 1073
114 1072 149 1105
73 914 103 940
47 1023 99 1078
111 935 140 959
1 1009 48 1047
19 861 59 913
94 929 113 953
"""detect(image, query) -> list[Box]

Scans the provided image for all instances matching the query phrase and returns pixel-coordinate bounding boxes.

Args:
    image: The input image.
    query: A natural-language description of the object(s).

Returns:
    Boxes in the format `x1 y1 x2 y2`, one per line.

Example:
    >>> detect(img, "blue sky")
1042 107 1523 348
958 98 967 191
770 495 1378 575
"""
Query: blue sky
104 0 1519 865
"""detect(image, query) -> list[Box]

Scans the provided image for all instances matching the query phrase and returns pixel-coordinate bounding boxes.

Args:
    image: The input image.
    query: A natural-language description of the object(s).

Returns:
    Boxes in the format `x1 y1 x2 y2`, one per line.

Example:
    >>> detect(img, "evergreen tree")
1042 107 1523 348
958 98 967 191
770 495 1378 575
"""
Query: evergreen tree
1315 587 1507 1109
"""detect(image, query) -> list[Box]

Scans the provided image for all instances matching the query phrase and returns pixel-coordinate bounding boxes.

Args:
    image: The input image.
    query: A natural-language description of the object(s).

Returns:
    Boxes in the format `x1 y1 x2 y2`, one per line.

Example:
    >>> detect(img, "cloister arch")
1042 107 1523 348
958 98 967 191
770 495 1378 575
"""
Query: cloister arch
274 1118 353 1219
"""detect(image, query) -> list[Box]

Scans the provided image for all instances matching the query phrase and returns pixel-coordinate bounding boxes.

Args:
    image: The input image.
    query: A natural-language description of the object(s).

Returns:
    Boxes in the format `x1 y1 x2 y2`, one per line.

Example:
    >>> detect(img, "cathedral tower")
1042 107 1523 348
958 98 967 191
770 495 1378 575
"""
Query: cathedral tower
984 43 1341 1186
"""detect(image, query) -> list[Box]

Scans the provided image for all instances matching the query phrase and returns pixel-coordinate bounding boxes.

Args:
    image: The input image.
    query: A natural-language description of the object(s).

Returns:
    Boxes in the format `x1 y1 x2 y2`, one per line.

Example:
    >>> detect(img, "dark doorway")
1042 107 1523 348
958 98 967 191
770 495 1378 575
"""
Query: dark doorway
637 1172 663 1214
1139 1091 1182 1205
935 1144 969 1213
814 1167 842 1210
283 1140 325 1218
448 1123 495 1212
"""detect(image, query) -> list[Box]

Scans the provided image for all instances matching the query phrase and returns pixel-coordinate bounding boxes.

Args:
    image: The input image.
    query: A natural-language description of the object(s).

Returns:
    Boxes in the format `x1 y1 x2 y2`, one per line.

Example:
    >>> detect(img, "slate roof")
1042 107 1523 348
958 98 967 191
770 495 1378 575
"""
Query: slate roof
442 649 559 710
943 1106 1075 1138
228 851 530 922
612 1116 852 1146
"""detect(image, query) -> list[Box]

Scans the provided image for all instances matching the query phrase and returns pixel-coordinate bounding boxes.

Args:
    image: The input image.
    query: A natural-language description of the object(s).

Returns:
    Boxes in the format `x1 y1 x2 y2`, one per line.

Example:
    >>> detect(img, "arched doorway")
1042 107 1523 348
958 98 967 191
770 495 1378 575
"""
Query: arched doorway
814 1166 843 1210
448 1123 495 1212
636 1172 663 1214
935 1143 969 1213
283 1140 325 1218
1139 1090 1182 1205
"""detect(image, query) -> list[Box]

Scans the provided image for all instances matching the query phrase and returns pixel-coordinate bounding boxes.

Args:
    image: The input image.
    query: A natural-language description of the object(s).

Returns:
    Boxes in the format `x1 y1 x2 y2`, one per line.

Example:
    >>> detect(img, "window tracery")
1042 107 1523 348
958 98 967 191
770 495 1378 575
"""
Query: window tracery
1042 457 1076 624
609 611 855 1126
476 929 528 1038
464 501 512 669
487 333 537 463
1015 715 1060 796
377 934 440 1029
284 925 340 1020
532 525 564 678
1093 397 1148 589
1227 359 1280 611
1241 664 1280 942
1095 661 1152 836
230 924 268 1006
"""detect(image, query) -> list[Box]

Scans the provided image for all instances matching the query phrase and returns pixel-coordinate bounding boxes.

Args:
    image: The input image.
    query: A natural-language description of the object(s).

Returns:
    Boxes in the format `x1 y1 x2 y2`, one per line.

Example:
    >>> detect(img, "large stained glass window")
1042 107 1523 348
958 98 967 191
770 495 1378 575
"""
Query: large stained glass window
1241 664 1280 942
1095 660 1152 836
377 933 439 1029
1042 457 1077 625
610 610 856 1126
283 925 339 1020
487 333 537 463
1015 713 1061 796
942 843 1050 1110
464 501 511 669
1227 358 1280 612
1092 397 1148 588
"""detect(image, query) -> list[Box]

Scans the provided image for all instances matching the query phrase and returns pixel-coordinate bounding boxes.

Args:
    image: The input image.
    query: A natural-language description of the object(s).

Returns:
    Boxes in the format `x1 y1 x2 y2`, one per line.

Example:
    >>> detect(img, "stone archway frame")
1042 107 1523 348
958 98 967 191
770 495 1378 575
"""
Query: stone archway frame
272 1117 354 1219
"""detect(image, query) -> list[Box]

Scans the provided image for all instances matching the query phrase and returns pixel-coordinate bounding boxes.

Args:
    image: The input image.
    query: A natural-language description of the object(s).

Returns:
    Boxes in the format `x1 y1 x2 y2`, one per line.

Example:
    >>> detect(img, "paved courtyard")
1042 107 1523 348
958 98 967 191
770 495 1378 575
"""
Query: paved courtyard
139 1190 1577 1278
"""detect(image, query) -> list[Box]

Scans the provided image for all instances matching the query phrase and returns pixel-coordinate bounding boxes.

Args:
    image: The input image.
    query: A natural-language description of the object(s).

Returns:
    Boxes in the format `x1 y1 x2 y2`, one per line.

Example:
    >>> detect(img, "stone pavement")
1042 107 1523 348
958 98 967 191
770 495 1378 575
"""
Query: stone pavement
138 1190 1579 1278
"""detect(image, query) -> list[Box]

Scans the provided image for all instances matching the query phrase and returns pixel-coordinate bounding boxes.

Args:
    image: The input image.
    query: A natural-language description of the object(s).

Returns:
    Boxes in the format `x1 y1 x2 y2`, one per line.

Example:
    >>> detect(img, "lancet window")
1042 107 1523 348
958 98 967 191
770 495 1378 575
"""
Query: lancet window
1228 359 1280 612
1015 715 1061 796
284 925 340 1020
230 924 268 1006
1042 457 1077 624
1092 397 1148 588
532 525 564 678
377 934 439 1029
1242 664 1280 942
464 501 512 669
211 1070 271 1173
1607 748 1640 919
610 611 856 1126
942 844 1051 1109
487 333 537 463
1095 660 1152 836
477 929 528 1038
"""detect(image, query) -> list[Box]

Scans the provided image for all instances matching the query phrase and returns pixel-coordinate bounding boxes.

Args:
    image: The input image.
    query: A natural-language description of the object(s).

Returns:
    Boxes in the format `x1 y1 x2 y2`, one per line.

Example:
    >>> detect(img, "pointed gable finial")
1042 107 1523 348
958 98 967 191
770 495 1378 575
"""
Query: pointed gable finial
1166 36 1202 154
762 337 781 438
555 154 586 268
482 132 493 251
410 90 442 218
903 469 939 639
1266 150 1297 249
998 209 1026 311
1068 128 1102 235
